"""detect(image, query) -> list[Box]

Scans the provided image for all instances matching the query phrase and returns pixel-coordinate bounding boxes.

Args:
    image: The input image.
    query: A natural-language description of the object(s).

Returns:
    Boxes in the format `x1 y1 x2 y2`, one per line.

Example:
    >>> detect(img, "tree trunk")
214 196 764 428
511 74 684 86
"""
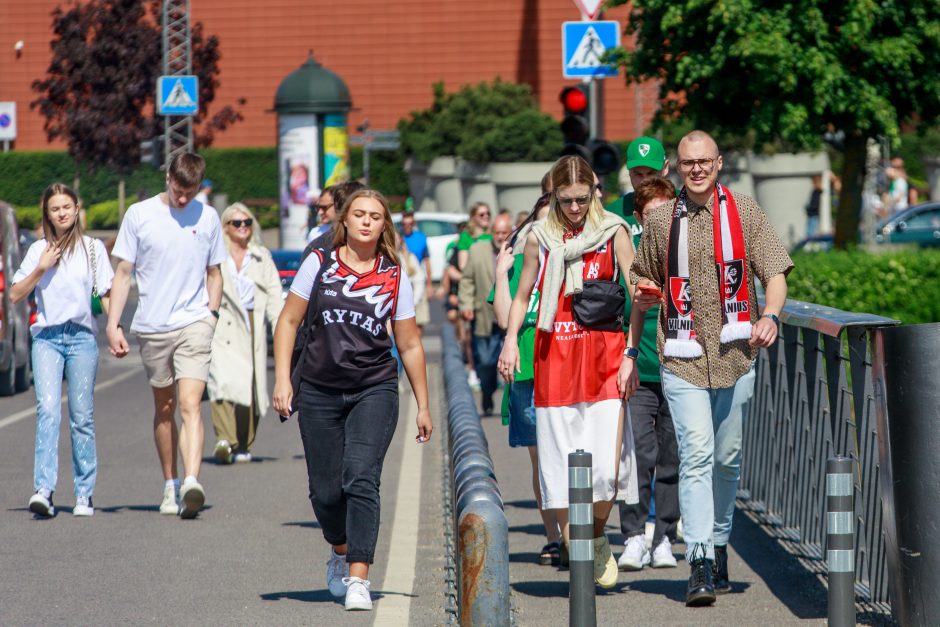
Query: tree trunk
118 177 126 223
834 133 867 249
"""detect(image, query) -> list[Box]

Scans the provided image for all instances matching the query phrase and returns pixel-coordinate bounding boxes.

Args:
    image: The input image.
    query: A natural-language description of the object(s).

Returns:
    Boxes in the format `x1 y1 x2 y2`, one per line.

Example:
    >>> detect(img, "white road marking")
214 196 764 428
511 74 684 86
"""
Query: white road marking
373 387 425 625
0 365 140 430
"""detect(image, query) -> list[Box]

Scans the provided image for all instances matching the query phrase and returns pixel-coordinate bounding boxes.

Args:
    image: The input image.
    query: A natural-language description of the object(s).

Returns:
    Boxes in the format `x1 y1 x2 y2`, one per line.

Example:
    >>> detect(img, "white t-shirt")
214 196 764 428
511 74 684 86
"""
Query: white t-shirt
290 251 415 321
112 195 227 333
14 236 114 336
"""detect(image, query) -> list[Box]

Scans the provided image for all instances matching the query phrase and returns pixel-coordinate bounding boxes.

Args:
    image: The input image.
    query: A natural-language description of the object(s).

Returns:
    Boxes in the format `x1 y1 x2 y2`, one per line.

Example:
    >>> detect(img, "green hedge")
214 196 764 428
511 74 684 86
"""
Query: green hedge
789 248 940 325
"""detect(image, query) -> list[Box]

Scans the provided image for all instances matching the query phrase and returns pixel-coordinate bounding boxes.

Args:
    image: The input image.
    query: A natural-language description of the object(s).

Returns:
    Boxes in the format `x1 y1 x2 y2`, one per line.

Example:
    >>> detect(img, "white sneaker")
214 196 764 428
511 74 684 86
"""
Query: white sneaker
618 534 651 571
593 535 619 589
233 451 252 464
650 536 678 568
73 496 94 517
326 549 349 598
343 576 373 611
178 481 205 519
159 485 179 515
214 440 233 464
466 370 481 391
28 489 55 517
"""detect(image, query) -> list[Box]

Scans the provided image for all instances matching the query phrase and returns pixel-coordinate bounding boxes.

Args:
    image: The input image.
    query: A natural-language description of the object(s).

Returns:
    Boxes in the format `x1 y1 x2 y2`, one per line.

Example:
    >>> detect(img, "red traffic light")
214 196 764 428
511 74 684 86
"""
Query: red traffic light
560 86 589 115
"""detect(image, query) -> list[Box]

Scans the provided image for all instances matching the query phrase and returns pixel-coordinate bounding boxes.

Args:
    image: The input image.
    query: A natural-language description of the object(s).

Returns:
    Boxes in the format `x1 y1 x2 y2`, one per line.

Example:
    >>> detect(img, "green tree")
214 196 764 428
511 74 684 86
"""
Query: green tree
610 0 940 248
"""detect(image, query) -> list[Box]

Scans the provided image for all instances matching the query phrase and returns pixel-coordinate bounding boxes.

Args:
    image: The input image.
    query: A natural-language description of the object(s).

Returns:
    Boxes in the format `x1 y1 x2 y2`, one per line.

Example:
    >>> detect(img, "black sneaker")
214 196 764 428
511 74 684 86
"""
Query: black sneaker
713 544 730 594
685 546 716 607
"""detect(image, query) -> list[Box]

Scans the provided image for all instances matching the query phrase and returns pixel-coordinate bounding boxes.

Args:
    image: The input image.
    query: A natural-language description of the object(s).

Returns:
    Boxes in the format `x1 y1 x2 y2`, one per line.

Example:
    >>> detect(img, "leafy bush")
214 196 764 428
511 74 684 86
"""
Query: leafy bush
86 199 121 229
789 248 940 325
348 146 409 199
16 206 43 230
398 80 562 163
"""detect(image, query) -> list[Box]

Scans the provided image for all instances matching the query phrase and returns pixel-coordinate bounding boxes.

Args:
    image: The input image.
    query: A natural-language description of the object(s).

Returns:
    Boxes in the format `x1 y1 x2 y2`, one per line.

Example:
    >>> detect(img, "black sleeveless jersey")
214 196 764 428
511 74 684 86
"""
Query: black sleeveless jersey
300 249 401 389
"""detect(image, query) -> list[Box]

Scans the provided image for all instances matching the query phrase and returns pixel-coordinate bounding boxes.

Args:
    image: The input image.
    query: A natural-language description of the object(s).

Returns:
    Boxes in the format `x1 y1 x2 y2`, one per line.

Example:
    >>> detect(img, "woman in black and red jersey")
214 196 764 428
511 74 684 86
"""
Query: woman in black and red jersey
272 189 433 612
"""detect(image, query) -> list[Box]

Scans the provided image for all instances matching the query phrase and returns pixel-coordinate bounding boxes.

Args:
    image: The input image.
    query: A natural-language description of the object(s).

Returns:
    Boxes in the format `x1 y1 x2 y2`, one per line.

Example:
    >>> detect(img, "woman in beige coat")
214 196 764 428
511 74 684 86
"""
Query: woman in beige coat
208 203 284 463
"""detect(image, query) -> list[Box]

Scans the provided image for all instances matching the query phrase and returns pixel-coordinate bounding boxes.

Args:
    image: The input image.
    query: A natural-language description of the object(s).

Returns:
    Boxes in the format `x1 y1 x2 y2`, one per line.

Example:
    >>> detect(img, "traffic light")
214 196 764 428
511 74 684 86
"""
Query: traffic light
140 136 164 169
559 85 591 163
558 84 621 175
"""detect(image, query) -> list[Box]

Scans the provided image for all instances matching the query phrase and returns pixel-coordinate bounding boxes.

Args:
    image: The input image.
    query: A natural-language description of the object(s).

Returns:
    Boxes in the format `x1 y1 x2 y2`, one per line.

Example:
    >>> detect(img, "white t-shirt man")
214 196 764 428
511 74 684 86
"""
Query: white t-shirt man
112 195 227 333
14 236 114 336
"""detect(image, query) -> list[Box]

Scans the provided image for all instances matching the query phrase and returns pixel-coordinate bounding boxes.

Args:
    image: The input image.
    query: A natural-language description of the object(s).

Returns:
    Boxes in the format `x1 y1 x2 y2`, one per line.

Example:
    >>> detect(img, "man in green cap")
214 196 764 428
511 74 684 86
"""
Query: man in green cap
604 136 681 573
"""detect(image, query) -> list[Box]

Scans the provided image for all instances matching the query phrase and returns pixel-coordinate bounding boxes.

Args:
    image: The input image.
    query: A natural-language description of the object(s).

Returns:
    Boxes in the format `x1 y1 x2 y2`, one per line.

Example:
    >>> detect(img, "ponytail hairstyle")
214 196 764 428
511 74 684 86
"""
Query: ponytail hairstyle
40 183 85 260
332 189 400 266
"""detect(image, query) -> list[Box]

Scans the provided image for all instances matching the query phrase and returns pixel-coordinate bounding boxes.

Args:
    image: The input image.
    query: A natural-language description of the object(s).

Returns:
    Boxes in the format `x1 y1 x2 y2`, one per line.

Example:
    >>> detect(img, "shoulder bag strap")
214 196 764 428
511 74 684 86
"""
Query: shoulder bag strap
87 237 99 296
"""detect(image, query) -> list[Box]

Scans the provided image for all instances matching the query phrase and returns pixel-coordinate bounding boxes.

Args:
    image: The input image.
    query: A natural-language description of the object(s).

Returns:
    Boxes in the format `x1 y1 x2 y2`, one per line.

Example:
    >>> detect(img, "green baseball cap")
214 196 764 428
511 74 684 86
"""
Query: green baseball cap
626 136 666 170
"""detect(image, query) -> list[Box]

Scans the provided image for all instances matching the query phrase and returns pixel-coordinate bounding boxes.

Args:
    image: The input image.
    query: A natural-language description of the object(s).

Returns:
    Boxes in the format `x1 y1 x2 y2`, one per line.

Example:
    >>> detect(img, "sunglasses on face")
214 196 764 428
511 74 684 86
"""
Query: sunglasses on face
316 203 334 212
228 218 253 228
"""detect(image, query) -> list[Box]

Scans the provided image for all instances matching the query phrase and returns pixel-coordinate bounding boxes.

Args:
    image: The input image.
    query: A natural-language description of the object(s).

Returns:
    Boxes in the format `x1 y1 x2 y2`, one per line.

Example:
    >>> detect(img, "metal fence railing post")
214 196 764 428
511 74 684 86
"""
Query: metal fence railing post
568 449 596 627
827 456 856 627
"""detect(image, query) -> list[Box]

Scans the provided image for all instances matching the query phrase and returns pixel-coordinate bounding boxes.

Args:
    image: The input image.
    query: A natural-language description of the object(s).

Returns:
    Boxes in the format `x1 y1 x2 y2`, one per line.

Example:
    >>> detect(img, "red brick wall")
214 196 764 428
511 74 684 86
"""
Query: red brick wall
0 0 656 150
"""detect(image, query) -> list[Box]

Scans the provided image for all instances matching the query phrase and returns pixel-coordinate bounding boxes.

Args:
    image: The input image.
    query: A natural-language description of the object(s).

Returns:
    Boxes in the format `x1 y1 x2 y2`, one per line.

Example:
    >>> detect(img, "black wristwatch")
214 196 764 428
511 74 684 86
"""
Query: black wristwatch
210 309 220 319
623 347 639 360
762 313 780 324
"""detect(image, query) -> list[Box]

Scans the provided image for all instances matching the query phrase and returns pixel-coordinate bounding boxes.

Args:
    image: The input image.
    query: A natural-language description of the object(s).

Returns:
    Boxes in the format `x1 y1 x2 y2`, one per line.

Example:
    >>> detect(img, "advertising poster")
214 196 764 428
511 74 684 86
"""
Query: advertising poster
323 114 349 188
278 115 318 250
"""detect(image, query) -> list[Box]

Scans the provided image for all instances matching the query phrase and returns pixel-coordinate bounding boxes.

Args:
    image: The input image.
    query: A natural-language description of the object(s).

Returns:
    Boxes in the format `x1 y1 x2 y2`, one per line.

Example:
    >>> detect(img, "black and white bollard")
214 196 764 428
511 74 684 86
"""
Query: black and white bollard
826 456 856 627
568 449 596 627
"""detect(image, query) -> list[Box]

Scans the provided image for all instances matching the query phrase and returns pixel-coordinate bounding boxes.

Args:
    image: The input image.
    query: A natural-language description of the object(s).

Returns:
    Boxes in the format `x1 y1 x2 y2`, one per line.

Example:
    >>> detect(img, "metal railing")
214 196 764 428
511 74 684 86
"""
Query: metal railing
738 298 899 611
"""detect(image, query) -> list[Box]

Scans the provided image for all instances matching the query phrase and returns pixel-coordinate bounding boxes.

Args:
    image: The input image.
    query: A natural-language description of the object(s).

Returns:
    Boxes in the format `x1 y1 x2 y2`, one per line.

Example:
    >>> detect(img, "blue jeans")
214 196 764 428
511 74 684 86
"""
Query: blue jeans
471 326 505 413
507 379 537 448
296 379 399 564
32 322 99 497
807 215 820 237
661 365 755 561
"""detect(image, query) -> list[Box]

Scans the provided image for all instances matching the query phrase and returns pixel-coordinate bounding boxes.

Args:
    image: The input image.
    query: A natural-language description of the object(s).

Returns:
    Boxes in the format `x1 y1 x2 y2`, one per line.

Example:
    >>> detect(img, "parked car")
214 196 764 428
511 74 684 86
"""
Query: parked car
874 202 940 246
392 211 466 281
0 202 33 395
267 249 303 353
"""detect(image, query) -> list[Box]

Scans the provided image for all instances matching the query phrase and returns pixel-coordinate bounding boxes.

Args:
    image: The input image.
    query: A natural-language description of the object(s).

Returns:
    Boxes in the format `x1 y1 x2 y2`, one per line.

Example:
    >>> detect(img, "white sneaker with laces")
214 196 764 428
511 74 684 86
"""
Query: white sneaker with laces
73 496 94 517
618 534 651 571
233 451 252 463
178 481 205 519
28 489 55 517
159 485 179 515
326 549 349 598
343 576 373 611
650 536 678 568
214 440 233 464
466 370 481 391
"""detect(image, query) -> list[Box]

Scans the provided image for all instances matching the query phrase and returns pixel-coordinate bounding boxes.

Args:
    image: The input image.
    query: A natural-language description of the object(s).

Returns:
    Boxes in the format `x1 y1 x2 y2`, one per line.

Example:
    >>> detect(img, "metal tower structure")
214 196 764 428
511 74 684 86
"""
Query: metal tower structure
162 0 193 169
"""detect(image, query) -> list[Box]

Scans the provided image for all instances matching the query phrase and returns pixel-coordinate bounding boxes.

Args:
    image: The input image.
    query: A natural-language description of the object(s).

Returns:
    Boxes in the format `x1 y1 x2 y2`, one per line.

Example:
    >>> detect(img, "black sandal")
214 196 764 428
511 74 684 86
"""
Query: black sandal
539 541 561 566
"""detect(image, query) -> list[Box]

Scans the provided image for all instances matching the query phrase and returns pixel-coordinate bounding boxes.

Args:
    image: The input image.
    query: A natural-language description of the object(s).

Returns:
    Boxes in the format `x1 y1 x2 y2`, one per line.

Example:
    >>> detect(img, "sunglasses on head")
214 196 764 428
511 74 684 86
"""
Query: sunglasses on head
228 218 253 228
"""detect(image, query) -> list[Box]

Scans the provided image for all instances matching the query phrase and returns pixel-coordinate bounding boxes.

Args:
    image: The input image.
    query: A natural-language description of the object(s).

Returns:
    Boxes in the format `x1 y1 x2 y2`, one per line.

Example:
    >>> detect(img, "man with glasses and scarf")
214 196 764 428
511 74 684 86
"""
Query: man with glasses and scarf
627 130 793 607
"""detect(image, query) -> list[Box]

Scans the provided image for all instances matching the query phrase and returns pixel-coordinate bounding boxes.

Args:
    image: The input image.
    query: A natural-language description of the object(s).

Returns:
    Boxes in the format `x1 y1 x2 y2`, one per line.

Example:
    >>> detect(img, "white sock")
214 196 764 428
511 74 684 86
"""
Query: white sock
165 479 177 490
183 475 198 486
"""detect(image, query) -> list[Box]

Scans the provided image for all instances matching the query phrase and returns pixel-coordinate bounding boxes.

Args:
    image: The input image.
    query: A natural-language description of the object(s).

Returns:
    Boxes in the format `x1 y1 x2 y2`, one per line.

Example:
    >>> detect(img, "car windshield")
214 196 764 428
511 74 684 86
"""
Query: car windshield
415 220 459 237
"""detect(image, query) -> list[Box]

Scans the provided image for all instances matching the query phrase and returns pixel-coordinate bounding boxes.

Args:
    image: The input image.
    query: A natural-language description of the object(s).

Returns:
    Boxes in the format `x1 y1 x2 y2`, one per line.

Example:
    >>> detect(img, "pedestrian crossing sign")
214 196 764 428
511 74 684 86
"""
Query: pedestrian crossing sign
562 21 620 79
157 75 199 116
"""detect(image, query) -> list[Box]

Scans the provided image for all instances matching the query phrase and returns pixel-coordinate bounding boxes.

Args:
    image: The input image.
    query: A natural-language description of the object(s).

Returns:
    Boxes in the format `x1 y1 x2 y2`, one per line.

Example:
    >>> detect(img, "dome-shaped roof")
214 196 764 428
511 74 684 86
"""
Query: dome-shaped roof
274 52 352 114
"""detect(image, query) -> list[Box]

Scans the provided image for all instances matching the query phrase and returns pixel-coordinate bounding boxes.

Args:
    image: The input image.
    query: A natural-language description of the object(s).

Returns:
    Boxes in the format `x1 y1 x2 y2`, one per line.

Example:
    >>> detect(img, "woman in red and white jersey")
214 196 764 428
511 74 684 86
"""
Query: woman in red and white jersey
498 155 639 589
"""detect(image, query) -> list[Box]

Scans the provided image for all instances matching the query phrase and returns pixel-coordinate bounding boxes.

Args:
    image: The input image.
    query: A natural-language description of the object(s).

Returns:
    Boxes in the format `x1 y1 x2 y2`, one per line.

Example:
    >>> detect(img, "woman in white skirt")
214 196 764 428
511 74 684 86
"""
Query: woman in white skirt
498 155 638 588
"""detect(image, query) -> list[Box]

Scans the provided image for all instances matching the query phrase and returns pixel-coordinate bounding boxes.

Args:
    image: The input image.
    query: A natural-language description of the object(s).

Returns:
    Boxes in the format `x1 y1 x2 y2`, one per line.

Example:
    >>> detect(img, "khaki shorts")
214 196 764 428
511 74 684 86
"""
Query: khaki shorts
415 296 430 327
136 318 216 387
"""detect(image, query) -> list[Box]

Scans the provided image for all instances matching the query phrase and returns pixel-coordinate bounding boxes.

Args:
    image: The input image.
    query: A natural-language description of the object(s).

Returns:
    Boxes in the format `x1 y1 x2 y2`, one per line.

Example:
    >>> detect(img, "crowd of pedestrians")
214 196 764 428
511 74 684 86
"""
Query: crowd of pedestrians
13 128 794 612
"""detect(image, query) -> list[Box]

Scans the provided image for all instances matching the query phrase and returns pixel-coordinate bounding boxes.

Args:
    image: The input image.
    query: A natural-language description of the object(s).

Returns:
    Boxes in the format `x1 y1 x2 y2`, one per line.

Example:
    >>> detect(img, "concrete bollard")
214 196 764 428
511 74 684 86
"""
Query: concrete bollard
826 456 856 627
569 449 596 627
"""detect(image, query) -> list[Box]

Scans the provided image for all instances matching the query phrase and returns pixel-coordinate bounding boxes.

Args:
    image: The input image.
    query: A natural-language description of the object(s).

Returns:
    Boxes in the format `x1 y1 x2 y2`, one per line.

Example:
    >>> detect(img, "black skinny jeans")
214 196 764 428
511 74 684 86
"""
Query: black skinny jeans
618 382 680 545
297 379 399 564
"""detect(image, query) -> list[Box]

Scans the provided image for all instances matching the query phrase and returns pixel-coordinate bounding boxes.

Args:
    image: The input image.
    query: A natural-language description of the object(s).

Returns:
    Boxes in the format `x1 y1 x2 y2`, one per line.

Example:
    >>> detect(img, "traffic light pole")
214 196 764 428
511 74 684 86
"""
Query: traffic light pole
162 0 194 170
588 78 603 141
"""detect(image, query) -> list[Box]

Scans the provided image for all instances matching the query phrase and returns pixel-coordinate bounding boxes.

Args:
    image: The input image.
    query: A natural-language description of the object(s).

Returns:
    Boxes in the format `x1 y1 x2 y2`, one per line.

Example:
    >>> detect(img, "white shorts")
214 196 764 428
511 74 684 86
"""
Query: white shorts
536 399 638 509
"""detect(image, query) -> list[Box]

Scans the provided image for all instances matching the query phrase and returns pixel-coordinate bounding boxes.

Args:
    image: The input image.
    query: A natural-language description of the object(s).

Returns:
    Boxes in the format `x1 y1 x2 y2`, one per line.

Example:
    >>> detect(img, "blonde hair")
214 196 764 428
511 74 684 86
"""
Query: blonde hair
220 202 263 249
40 183 85 260
332 189 400 266
467 201 490 238
544 156 604 237
396 232 419 277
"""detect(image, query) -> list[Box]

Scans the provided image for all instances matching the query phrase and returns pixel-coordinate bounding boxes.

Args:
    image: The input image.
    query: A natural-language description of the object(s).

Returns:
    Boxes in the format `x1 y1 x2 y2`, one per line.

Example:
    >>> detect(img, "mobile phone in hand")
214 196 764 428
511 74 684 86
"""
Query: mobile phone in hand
637 283 664 299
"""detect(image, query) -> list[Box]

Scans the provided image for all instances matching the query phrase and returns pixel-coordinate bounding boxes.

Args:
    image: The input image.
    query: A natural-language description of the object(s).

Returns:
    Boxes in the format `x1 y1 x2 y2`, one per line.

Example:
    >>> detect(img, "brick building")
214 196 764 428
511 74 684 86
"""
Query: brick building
0 0 657 150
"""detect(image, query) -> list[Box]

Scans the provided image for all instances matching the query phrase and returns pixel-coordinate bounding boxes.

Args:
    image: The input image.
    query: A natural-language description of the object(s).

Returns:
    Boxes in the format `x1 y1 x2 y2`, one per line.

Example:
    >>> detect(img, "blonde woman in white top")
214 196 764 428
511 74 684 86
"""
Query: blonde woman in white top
11 183 113 518
207 203 284 463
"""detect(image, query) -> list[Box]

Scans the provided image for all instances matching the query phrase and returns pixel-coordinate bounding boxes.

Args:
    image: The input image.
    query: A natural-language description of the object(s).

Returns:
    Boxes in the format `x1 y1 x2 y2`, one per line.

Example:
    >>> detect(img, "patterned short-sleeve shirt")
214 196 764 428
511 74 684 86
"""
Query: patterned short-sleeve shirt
630 189 794 389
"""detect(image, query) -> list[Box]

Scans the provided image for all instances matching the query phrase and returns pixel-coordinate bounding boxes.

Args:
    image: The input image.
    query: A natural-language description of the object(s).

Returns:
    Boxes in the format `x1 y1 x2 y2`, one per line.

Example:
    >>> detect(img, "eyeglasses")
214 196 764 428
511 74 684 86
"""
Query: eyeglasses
315 203 334 212
556 194 592 208
228 218 253 228
475 211 490 218
677 157 718 173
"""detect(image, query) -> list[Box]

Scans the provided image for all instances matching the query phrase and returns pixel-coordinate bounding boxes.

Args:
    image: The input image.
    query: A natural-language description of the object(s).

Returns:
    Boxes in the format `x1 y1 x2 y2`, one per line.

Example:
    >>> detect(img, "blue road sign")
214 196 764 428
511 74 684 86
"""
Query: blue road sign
157 75 199 116
562 21 620 79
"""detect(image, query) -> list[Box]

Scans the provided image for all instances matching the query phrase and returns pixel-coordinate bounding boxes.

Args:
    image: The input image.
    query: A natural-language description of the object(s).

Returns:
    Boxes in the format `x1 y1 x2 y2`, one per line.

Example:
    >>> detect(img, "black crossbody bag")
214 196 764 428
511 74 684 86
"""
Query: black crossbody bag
571 262 625 332
281 248 329 421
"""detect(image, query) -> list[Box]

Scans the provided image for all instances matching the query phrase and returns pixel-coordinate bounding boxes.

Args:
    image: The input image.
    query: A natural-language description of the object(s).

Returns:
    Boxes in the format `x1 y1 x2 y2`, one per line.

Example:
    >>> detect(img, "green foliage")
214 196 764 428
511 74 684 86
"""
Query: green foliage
252 204 280 230
85 199 121 229
349 146 410 199
15 206 42 230
789 249 940 324
398 80 562 163
198 147 278 201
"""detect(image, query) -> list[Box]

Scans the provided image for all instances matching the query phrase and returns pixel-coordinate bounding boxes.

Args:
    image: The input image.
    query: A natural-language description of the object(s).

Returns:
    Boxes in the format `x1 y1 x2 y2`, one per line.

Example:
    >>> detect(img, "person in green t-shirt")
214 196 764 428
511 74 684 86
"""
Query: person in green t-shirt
456 201 493 271
607 141 683 572
488 193 563 565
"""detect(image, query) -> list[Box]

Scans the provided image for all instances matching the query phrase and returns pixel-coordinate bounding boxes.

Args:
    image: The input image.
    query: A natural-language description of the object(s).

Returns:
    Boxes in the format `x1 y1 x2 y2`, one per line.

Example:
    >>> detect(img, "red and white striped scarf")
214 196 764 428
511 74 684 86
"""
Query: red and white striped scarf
664 184 751 358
